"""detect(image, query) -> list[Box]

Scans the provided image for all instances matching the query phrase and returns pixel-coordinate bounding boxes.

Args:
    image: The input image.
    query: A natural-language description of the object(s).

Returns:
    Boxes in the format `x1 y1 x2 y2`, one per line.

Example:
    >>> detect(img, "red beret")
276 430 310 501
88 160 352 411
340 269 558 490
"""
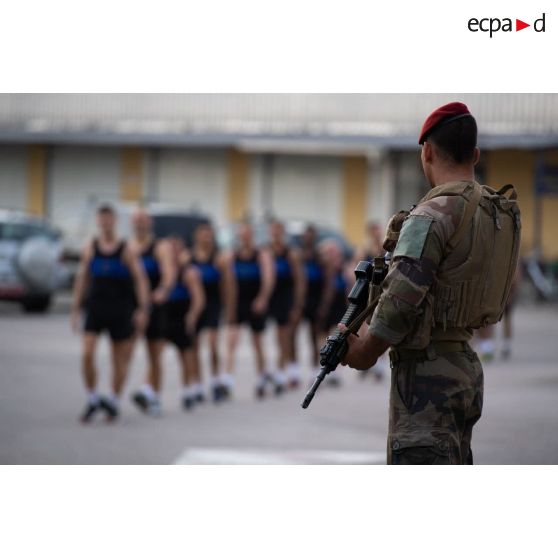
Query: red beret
419 102 472 145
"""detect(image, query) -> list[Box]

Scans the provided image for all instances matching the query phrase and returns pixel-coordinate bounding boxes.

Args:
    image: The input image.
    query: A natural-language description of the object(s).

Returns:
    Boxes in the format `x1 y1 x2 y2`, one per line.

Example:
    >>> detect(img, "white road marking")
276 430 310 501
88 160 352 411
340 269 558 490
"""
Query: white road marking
173 447 385 465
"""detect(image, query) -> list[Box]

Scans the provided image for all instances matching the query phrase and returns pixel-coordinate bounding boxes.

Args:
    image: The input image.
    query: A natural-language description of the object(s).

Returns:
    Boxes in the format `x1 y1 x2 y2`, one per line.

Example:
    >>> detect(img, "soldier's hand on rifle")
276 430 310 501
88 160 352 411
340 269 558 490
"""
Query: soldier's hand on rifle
338 324 390 370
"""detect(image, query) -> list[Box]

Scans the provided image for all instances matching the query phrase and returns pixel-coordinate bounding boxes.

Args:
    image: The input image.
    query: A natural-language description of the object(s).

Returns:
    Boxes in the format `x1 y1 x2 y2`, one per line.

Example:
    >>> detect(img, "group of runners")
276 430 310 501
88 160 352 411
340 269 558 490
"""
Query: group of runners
71 204 386 423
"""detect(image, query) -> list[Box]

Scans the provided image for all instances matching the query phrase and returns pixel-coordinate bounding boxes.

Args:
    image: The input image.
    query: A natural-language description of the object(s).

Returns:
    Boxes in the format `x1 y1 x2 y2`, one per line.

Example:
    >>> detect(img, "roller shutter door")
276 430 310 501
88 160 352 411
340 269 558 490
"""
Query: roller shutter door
269 155 342 229
0 146 28 212
48 147 121 243
157 149 227 226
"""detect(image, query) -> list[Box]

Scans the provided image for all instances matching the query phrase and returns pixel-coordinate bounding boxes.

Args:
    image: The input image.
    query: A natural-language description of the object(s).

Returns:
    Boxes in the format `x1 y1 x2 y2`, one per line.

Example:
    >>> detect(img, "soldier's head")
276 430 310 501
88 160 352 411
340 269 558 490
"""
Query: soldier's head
96 204 117 237
131 207 153 238
419 102 480 187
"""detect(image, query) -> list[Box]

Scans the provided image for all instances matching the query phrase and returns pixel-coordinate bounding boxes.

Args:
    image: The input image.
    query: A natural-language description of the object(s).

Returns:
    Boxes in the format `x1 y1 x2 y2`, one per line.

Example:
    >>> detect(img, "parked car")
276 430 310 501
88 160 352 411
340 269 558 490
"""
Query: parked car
0 210 68 312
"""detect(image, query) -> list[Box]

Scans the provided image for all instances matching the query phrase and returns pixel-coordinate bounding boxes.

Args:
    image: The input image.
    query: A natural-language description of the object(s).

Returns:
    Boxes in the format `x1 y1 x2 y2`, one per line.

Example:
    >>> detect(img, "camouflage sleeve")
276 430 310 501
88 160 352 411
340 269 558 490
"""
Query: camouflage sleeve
368 195 466 344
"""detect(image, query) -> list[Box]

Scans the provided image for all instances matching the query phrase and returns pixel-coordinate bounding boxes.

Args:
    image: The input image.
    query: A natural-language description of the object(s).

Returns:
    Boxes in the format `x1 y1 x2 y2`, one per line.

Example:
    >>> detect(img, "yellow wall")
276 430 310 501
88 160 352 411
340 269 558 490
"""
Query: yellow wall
120 147 144 202
342 156 367 246
227 149 249 221
540 151 558 260
26 146 46 216
486 149 558 260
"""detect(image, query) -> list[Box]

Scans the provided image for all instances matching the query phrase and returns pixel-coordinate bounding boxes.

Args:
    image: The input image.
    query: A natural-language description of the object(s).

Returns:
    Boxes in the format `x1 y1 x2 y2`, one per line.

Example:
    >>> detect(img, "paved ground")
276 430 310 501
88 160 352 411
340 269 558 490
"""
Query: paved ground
1 297 557 464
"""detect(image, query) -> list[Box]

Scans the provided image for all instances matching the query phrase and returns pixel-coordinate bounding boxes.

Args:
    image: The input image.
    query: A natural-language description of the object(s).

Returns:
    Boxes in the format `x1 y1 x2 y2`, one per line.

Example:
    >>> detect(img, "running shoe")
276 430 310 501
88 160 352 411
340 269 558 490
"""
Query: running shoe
274 383 285 396
212 384 225 403
80 402 100 424
132 391 149 413
272 372 286 396
99 397 119 421
220 384 232 402
182 396 196 411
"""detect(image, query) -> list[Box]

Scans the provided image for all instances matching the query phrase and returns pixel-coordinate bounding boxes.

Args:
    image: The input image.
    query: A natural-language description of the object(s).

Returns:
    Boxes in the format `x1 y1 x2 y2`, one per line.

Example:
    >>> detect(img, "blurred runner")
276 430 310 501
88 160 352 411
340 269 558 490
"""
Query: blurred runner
318 239 348 387
353 220 385 263
267 220 306 391
225 222 275 399
352 220 389 381
291 225 326 383
191 222 235 403
502 265 522 359
165 237 205 411
71 204 149 423
129 208 176 416
476 324 496 362
477 264 522 361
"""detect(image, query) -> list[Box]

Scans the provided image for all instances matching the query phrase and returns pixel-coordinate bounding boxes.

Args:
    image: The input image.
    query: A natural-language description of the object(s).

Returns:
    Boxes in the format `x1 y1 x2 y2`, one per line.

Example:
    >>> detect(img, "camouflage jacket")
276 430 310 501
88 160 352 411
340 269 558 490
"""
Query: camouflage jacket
369 181 476 348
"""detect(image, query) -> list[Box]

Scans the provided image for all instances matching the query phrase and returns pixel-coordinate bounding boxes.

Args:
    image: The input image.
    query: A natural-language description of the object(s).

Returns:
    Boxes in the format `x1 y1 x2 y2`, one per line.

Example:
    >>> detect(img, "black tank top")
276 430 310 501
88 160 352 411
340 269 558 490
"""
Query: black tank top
192 250 221 303
166 265 191 318
141 240 162 291
304 250 324 289
272 246 293 295
88 240 133 308
234 250 261 302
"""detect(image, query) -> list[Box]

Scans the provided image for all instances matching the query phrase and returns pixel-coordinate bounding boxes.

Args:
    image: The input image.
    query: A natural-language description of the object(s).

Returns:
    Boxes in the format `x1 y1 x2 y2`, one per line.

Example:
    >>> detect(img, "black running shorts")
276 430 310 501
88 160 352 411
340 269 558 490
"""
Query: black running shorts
197 299 221 332
145 304 168 341
84 305 134 341
235 298 266 333
268 288 294 326
165 300 194 351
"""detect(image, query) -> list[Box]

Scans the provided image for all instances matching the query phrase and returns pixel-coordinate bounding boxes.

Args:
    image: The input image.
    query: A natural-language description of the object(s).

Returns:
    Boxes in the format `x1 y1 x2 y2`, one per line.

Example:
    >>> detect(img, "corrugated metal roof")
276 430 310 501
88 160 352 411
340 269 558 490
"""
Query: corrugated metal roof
0 94 557 150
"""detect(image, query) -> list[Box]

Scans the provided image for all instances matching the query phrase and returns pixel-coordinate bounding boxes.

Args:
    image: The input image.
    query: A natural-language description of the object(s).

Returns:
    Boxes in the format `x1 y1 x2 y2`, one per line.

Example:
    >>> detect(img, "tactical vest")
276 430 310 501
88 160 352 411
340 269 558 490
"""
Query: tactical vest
423 181 521 330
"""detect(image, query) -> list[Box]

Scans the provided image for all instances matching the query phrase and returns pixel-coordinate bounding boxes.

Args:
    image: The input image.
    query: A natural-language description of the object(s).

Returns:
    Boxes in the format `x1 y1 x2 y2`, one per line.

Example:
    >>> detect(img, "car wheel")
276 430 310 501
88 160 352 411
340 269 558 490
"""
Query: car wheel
22 295 52 313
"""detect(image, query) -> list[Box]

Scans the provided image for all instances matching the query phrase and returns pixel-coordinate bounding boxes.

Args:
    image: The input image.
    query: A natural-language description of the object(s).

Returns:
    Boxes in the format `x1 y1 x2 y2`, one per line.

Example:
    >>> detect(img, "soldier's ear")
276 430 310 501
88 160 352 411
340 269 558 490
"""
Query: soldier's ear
422 142 434 164
473 147 481 166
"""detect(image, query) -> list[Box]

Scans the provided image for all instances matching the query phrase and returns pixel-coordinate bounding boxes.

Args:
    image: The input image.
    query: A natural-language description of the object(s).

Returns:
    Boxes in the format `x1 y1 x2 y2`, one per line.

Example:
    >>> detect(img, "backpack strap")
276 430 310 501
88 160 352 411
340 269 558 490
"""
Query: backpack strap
447 182 482 251
496 183 517 200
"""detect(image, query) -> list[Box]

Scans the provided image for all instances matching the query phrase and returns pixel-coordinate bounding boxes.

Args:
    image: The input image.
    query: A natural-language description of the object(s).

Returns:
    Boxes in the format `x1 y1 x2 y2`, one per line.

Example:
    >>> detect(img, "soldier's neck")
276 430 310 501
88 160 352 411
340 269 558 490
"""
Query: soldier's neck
431 165 476 188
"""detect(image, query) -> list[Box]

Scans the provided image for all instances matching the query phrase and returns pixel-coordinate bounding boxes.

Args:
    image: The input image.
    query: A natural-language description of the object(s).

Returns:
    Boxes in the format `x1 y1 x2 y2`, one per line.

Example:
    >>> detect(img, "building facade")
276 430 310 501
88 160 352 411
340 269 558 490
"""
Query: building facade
1 94 557 258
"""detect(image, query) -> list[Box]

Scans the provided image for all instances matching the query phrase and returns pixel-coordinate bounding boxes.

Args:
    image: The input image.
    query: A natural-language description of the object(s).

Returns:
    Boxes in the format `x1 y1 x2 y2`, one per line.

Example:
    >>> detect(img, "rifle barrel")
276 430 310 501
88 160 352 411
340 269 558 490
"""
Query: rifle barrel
301 367 328 409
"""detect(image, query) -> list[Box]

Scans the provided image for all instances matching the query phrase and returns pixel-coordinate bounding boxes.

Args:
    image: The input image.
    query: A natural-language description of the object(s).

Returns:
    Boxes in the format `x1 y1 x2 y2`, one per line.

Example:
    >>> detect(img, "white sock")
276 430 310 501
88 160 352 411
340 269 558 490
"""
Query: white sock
110 394 120 408
140 384 156 402
273 369 287 385
182 385 195 399
87 391 100 405
256 375 268 389
220 372 235 389
194 382 205 396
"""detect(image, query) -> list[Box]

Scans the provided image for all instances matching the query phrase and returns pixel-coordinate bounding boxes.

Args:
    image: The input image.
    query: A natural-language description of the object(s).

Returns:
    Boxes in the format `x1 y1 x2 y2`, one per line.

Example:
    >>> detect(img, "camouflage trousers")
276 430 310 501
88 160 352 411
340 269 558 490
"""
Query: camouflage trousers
387 343 483 465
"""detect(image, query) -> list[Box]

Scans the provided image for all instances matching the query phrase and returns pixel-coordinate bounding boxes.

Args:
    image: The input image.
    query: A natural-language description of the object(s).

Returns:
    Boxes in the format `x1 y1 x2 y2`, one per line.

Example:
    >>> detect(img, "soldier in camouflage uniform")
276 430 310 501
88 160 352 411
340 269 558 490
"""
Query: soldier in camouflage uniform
341 102 520 465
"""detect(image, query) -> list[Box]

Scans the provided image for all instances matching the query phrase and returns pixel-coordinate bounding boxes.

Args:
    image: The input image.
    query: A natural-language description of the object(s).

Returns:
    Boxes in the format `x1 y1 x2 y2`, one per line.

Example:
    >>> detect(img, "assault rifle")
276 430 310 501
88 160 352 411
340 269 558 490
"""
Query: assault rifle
301 256 389 409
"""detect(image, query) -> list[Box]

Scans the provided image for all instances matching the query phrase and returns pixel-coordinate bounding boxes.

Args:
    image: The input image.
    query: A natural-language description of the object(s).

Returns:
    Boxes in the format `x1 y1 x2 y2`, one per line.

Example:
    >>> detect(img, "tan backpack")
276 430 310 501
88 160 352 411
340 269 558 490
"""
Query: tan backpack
430 182 521 329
